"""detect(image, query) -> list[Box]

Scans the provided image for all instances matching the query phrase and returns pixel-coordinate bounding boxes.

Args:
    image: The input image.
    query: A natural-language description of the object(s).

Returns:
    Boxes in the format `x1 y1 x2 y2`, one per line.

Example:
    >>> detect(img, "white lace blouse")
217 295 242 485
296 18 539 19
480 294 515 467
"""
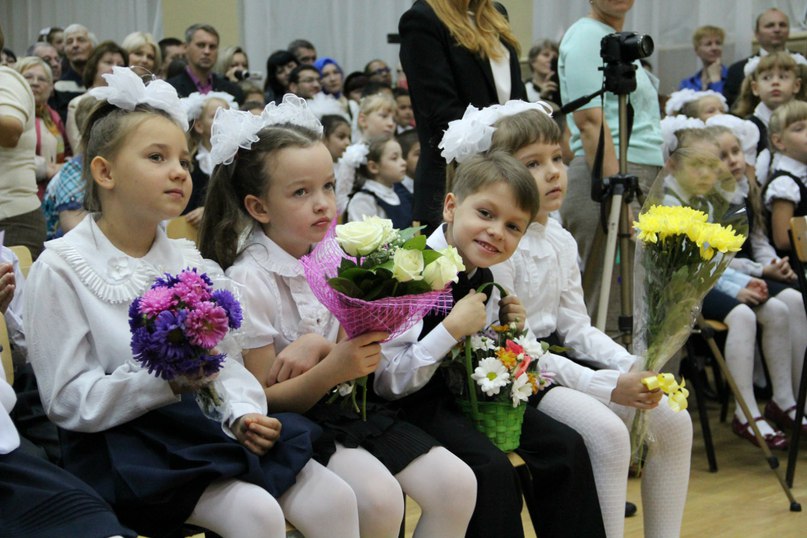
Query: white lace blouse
24 215 267 433
226 228 339 353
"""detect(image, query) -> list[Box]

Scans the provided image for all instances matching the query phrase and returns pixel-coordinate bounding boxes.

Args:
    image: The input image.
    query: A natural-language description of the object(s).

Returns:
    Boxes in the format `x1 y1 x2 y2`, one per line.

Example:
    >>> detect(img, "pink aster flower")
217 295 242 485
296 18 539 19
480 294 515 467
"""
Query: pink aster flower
139 286 177 317
184 301 229 349
174 270 213 306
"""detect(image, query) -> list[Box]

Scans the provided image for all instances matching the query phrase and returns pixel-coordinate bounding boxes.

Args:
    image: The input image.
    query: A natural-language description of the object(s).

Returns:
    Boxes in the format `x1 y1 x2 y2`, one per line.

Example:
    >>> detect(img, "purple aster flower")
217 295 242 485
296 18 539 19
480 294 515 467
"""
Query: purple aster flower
128 297 145 330
153 272 181 288
184 302 229 349
211 289 243 329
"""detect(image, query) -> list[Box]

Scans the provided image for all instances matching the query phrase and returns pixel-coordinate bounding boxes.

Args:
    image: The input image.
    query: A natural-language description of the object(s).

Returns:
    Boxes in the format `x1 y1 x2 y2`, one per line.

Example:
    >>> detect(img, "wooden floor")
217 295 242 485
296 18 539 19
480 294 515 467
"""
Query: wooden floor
404 396 807 537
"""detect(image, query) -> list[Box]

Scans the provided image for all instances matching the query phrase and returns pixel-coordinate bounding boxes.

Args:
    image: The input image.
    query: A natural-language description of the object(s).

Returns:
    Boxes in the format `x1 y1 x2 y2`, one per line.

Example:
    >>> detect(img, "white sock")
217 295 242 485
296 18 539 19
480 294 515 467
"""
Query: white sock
395 446 477 538
776 288 807 411
279 459 360 538
326 444 404 538
538 386 630 538
187 478 286 538
724 305 777 436
611 398 692 538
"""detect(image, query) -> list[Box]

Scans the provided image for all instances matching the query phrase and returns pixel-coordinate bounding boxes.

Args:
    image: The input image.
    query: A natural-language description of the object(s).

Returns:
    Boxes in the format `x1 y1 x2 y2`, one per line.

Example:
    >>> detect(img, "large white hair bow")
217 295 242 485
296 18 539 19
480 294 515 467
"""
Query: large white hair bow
744 52 807 78
90 66 188 131
440 99 554 164
660 115 705 160
208 93 324 167
181 91 238 122
705 114 760 166
664 89 727 117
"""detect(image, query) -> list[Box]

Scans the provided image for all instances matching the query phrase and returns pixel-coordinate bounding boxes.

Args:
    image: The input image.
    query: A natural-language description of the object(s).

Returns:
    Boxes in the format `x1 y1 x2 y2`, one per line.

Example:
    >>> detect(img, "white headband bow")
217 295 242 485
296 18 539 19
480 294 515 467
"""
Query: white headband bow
660 115 706 160
209 93 324 167
181 91 238 122
744 51 807 78
705 114 760 166
89 66 188 131
440 99 554 164
664 89 727 117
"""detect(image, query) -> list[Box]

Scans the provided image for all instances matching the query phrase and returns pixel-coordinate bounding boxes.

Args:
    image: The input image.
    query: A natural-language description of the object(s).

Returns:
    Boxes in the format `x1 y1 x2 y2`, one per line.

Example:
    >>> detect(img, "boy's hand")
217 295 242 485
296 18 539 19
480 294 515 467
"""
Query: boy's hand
443 290 487 340
325 331 388 384
268 333 332 386
0 263 16 314
611 371 663 409
232 413 282 455
499 295 526 331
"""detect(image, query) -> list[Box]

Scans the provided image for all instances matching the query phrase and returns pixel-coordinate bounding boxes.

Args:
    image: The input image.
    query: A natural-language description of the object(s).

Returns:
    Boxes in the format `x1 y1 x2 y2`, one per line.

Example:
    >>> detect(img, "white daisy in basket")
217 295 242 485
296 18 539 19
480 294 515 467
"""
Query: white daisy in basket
510 373 533 407
471 357 510 397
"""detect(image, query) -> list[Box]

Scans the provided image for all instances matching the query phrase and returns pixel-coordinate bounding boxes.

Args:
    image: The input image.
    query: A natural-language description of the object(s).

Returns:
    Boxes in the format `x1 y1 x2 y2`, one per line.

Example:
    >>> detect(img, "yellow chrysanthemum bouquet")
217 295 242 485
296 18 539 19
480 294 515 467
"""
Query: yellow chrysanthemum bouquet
630 147 747 463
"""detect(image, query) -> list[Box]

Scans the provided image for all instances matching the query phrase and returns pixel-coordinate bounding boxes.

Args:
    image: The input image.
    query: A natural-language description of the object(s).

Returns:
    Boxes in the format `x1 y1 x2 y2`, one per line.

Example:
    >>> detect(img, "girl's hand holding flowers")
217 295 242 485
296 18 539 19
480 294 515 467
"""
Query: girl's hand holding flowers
611 371 663 409
233 414 282 456
325 331 389 385
498 295 526 331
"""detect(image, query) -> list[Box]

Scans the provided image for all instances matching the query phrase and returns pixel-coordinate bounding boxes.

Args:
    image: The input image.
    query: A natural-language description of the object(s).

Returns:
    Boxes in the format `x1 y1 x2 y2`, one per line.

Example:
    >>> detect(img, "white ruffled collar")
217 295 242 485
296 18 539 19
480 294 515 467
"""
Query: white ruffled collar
361 179 400 205
242 226 306 278
775 154 807 179
45 215 202 304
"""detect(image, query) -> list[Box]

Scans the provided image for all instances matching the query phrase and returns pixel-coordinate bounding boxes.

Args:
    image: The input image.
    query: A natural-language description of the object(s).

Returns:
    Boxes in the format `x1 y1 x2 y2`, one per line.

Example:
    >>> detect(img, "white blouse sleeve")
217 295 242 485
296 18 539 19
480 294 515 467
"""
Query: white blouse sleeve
539 351 620 405
334 161 357 216
24 262 180 432
764 176 801 209
555 245 637 373
374 320 458 399
346 192 383 223
227 262 280 351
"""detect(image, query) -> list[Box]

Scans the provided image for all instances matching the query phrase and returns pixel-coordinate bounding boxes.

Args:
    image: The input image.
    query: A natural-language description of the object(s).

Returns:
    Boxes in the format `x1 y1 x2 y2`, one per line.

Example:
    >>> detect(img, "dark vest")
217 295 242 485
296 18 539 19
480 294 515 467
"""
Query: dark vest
358 187 413 229
762 169 807 258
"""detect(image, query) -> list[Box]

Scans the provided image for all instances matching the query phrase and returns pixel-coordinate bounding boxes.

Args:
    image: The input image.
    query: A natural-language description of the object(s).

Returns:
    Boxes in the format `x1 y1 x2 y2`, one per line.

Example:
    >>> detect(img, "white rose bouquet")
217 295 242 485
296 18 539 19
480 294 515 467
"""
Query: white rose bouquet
302 216 462 418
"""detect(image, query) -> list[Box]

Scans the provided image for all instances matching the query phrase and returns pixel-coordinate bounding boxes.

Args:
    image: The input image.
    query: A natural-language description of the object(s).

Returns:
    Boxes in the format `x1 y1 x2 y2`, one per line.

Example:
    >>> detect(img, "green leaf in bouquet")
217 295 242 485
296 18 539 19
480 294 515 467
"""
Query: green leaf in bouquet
363 278 397 301
402 235 427 250
328 277 364 298
398 279 434 296
421 249 443 266
375 267 394 279
397 225 425 243
339 257 358 271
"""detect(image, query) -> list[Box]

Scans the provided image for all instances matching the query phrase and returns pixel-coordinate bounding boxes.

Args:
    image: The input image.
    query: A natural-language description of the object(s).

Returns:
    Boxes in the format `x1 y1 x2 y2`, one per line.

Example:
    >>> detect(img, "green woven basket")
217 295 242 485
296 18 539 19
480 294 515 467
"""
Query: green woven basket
457 398 526 452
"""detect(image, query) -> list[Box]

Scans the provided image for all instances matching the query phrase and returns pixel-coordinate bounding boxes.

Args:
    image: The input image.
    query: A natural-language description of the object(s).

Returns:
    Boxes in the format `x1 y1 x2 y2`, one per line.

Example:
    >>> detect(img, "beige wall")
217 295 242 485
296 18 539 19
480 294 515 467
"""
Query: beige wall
161 0 241 45
502 0 533 60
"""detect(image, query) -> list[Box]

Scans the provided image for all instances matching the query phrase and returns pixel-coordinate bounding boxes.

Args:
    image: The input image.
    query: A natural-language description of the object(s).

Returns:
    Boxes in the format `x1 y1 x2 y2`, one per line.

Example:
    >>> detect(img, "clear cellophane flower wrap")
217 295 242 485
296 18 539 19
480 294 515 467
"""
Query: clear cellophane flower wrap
301 220 455 418
630 144 748 465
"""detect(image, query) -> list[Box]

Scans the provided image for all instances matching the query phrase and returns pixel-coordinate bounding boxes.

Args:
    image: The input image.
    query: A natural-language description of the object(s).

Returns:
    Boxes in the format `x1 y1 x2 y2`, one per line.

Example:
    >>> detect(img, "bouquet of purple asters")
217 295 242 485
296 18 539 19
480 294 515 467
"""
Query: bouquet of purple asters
129 268 243 421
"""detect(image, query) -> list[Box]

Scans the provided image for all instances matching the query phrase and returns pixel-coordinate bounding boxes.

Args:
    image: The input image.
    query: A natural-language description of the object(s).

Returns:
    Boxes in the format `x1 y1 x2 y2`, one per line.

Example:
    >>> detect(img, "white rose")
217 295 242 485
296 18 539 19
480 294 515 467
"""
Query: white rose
422 246 465 290
391 248 424 282
335 216 395 256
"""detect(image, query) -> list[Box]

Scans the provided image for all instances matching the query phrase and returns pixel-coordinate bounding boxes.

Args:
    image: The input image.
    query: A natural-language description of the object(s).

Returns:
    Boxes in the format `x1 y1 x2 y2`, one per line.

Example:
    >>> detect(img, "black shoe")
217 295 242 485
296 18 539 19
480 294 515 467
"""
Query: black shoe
625 501 637 518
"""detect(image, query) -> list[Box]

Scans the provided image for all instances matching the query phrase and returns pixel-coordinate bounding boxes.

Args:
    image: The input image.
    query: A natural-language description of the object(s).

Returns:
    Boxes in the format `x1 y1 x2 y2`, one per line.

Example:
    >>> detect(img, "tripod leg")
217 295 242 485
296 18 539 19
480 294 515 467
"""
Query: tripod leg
697 316 802 511
786 347 807 487
595 191 623 331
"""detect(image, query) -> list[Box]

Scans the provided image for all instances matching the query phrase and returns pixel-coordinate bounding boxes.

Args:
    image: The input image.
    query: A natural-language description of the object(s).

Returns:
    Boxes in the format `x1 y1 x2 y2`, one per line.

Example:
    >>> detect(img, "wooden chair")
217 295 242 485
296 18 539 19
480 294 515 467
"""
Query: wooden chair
9 245 32 278
786 216 807 487
0 311 12 384
166 217 199 244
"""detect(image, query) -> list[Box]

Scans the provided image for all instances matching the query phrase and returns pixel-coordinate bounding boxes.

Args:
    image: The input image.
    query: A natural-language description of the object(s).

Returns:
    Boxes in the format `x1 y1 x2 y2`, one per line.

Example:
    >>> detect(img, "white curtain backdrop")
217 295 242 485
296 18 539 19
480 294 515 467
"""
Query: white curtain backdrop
241 0 412 77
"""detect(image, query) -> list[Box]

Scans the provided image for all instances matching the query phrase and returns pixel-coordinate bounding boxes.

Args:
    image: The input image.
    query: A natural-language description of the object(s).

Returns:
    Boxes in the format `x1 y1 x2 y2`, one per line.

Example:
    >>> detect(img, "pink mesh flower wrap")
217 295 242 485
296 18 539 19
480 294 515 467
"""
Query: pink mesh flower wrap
302 224 454 340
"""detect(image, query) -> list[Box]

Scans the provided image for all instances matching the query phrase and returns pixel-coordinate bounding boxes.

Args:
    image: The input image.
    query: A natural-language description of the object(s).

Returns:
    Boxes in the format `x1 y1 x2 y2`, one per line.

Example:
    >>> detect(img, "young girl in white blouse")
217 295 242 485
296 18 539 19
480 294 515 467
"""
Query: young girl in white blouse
23 68 358 538
345 134 410 227
765 100 807 257
442 101 692 538
198 97 476 538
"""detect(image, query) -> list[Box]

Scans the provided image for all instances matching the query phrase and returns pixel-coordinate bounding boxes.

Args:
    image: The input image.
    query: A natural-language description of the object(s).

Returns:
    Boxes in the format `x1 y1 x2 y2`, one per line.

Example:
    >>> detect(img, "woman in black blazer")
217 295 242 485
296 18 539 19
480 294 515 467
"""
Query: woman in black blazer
399 0 526 230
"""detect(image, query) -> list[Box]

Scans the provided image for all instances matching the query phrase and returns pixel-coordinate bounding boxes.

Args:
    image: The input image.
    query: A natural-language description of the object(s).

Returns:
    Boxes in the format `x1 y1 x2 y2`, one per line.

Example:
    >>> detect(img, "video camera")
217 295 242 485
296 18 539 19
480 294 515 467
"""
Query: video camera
599 31 654 95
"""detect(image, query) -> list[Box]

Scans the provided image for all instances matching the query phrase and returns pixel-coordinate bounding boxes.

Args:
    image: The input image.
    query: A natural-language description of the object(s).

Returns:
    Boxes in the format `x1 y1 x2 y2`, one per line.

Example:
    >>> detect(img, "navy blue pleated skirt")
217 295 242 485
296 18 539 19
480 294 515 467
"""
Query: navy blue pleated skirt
60 395 321 537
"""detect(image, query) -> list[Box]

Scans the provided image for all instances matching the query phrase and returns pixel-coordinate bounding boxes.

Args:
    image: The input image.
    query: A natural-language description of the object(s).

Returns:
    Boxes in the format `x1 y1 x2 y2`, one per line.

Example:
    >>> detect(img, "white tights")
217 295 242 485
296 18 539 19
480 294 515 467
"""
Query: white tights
723 297 806 434
326 443 476 538
539 386 692 538
187 460 360 538
775 289 807 406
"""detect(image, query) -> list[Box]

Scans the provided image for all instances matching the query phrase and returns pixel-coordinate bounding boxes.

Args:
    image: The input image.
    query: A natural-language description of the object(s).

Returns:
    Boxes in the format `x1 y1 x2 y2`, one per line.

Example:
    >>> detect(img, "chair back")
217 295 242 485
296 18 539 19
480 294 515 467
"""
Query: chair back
0 312 13 384
166 217 198 244
788 216 807 314
9 245 32 278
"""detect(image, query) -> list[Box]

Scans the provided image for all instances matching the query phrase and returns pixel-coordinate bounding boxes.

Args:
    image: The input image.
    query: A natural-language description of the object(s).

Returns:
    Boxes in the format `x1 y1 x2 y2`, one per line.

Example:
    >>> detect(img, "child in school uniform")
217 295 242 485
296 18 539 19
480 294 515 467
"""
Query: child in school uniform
376 152 606 538
198 99 476 538
442 101 692 538
396 127 419 214
764 100 807 257
23 67 358 538
346 134 411 227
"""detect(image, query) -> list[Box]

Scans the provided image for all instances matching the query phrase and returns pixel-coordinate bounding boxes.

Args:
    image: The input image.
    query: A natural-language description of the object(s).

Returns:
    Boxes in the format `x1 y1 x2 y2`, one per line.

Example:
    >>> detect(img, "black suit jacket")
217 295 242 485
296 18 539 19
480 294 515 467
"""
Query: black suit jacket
166 69 245 105
399 0 526 227
723 57 750 108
